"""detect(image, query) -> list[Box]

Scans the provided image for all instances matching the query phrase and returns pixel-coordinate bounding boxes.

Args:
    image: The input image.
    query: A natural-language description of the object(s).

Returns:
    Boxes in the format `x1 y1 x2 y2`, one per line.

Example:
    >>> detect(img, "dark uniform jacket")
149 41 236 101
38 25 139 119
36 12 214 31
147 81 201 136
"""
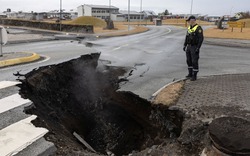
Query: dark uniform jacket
184 24 204 49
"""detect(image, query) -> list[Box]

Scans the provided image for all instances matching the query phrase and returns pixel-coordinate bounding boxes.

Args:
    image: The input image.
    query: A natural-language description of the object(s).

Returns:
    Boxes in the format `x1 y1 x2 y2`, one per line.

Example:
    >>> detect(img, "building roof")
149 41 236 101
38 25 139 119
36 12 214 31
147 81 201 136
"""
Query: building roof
79 4 119 10
0 12 7 16
143 10 157 16
119 10 144 15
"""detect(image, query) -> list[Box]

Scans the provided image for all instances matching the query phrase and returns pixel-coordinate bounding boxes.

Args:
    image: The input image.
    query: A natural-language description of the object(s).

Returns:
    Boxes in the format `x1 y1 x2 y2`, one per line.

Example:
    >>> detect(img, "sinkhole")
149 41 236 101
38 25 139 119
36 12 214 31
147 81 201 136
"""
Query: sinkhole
17 53 184 156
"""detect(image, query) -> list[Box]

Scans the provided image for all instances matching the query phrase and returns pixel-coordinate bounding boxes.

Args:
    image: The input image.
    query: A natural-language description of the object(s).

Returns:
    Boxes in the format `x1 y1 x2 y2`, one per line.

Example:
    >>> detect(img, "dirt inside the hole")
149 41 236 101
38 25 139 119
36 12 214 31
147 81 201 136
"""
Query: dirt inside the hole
17 53 184 156
209 117 250 155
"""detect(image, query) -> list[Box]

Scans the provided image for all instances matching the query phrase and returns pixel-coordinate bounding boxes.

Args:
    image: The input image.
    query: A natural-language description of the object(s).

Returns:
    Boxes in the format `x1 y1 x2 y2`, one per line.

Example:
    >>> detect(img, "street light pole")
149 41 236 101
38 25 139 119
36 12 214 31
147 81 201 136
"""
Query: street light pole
140 0 142 26
109 0 111 19
0 27 2 57
60 0 62 31
128 0 130 31
230 7 234 17
190 0 193 14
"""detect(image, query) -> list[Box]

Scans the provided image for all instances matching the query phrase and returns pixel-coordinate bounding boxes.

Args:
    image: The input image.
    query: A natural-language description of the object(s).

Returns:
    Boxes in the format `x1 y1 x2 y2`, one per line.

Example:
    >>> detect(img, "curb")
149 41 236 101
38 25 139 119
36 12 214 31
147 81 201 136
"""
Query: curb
0 52 40 68
7 38 56 45
151 78 187 101
96 26 150 38
204 40 250 48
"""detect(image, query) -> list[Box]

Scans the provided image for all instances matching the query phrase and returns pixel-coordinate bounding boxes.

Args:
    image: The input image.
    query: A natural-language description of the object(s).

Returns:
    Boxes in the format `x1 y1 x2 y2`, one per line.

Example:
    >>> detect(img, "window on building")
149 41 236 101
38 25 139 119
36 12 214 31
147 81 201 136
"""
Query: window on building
97 10 101 13
92 10 96 13
102 10 105 13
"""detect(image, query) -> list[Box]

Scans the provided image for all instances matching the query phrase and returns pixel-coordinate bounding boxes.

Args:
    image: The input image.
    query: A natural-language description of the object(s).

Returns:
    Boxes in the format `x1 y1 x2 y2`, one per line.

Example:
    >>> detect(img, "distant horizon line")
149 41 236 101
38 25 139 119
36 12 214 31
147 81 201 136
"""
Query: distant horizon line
0 9 231 17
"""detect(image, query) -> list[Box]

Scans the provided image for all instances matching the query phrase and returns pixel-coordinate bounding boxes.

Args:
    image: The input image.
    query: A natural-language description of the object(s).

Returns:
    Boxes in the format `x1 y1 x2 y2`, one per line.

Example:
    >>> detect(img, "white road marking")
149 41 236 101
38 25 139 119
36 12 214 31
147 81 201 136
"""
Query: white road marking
0 94 30 114
0 81 21 90
112 47 121 51
111 44 130 51
37 54 51 64
0 115 48 156
148 28 172 40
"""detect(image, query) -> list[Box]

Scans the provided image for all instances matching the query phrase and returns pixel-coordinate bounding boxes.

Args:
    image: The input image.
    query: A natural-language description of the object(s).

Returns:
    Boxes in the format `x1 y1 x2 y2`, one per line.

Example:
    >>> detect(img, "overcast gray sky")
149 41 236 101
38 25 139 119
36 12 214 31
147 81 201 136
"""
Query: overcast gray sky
0 0 249 16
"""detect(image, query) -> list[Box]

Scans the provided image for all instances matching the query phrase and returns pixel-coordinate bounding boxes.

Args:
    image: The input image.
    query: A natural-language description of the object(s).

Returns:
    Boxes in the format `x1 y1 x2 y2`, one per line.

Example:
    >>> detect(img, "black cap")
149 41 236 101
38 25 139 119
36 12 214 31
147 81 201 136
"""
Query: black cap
186 15 196 21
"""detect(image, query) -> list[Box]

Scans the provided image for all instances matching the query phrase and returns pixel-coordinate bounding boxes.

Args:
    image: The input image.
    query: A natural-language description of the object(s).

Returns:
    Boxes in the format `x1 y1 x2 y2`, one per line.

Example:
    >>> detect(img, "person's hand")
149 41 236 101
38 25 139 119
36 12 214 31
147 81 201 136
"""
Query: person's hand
183 46 187 52
195 48 200 54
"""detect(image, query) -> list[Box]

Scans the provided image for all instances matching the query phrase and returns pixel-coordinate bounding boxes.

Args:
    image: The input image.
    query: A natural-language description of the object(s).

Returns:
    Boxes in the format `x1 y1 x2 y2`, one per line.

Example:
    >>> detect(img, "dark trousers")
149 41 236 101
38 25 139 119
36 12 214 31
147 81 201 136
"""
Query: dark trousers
186 45 199 72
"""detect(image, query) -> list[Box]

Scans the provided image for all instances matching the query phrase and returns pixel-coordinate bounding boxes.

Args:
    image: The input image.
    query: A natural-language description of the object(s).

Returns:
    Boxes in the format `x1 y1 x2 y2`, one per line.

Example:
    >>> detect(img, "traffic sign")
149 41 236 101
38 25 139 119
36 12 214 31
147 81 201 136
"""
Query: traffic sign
0 26 8 45
0 25 8 57
227 22 246 32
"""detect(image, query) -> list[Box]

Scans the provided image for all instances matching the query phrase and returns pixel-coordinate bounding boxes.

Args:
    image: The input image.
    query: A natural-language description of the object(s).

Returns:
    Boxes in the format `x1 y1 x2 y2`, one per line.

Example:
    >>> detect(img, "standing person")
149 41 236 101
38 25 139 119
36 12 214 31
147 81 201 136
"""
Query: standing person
183 16 204 81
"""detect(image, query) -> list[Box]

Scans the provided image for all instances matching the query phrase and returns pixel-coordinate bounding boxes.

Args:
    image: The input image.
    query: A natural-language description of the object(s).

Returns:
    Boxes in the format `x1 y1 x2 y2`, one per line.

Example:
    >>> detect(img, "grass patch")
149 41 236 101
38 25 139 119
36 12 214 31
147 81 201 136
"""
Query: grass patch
65 16 106 27
204 27 250 40
99 26 149 37
204 18 250 40
115 19 212 27
238 18 250 28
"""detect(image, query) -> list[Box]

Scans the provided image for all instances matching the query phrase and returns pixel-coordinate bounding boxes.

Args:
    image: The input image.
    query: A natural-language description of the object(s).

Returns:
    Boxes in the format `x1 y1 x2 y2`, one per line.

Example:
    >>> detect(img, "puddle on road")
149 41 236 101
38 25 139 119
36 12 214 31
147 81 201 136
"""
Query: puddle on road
17 53 184 155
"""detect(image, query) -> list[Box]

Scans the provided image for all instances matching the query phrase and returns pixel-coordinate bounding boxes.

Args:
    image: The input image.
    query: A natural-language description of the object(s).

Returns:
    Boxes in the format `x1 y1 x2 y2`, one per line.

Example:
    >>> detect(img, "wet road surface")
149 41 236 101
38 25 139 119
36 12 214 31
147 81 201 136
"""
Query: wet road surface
1 26 250 99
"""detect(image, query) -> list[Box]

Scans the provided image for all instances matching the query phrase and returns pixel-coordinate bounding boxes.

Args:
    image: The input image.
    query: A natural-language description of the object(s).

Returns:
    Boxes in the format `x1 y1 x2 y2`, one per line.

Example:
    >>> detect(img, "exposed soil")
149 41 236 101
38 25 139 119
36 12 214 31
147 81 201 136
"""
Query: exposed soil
153 81 184 107
17 53 184 156
209 117 250 155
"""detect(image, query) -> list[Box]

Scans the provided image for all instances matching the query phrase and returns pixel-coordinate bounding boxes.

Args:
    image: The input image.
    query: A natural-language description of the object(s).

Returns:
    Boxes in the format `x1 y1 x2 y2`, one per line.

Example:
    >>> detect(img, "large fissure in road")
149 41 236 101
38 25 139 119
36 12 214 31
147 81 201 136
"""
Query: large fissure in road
17 53 184 155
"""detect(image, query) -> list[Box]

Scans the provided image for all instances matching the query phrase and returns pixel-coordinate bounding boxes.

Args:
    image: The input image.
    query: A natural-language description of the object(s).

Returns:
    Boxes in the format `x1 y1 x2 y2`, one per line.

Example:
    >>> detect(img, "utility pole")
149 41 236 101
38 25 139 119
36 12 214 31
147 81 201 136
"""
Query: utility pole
190 0 193 14
230 7 234 17
0 27 2 57
60 0 62 31
109 0 111 19
128 0 130 31
139 0 142 26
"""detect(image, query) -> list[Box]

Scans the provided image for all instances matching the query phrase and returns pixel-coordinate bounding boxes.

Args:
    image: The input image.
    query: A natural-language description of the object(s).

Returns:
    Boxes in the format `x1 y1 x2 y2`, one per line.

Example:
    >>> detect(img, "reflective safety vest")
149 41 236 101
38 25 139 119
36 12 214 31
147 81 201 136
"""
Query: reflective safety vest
188 25 199 34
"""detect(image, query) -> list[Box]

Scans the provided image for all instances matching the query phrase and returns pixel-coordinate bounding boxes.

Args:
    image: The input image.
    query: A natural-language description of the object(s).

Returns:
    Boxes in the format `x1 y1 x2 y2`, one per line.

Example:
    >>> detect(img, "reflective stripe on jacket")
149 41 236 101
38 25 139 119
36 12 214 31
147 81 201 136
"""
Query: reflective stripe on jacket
188 25 199 34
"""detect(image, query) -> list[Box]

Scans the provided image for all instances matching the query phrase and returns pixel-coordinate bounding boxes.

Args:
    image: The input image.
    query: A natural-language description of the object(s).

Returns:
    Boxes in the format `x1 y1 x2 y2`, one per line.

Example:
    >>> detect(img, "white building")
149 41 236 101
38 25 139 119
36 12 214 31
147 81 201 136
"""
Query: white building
77 4 119 20
205 16 221 22
6 11 46 20
235 13 243 19
111 10 144 22
68 9 78 19
0 12 7 18
46 10 71 20
142 10 157 20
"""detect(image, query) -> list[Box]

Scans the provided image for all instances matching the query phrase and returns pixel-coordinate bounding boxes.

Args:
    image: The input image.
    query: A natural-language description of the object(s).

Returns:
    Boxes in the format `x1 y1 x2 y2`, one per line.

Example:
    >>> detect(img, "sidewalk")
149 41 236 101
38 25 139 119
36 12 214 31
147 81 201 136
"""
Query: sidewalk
7 34 55 44
174 74 250 120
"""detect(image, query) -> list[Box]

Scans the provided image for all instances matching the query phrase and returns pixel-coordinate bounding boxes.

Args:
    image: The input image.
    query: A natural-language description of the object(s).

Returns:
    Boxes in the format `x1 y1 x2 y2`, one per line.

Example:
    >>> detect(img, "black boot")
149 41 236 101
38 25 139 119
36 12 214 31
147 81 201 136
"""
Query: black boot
186 68 193 79
191 71 198 81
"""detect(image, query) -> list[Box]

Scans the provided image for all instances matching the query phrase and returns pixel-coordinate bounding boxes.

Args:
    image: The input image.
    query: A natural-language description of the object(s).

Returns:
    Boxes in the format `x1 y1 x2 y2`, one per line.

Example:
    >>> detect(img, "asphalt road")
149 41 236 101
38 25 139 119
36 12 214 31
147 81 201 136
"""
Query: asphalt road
88 26 250 99
0 40 97 80
1 26 250 99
